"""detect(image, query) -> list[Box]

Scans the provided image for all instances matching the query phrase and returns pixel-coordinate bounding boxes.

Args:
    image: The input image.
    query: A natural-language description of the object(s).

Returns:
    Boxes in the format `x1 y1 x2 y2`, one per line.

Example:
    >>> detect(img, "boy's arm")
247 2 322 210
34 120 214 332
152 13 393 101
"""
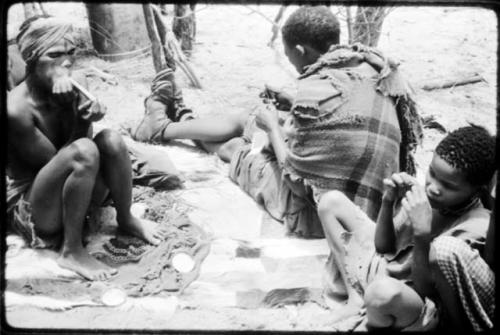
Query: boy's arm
374 195 397 254
403 184 435 297
255 107 288 167
374 173 415 253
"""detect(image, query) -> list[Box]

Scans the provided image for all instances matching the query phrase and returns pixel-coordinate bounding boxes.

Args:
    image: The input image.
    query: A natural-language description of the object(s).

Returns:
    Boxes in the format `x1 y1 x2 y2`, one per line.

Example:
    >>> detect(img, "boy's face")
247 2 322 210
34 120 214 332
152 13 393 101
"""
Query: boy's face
34 35 76 89
425 154 478 210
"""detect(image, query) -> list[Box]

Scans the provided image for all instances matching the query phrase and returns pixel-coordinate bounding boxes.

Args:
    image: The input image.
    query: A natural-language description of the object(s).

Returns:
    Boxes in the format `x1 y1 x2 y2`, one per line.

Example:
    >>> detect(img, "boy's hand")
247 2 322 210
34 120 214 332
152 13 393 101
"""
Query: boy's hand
260 84 293 111
382 172 416 202
402 185 433 238
255 106 280 133
77 99 106 122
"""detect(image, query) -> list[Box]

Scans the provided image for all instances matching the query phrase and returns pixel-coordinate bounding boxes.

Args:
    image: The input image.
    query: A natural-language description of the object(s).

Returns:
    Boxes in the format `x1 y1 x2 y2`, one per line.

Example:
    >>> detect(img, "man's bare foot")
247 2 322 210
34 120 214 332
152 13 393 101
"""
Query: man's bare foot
57 248 118 281
118 215 168 245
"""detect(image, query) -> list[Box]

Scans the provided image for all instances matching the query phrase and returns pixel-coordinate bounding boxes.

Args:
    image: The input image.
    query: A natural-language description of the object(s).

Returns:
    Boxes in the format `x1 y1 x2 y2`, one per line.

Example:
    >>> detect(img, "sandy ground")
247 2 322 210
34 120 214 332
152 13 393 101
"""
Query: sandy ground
4 2 497 332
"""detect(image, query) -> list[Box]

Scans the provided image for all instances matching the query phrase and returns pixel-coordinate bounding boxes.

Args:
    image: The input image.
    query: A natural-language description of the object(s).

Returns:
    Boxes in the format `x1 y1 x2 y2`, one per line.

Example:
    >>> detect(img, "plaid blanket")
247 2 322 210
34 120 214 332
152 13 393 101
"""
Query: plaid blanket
433 236 494 331
285 44 422 220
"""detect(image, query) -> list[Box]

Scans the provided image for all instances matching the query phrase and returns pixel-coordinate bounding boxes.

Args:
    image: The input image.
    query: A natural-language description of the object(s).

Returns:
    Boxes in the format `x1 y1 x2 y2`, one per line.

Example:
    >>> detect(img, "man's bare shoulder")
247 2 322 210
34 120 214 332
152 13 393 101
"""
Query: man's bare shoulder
8 84 35 132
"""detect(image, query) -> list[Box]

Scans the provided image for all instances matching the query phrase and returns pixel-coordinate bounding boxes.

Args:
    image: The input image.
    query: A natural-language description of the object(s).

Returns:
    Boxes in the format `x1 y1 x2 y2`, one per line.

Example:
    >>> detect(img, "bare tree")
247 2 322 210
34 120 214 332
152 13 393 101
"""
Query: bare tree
350 6 392 47
172 4 196 56
143 4 166 72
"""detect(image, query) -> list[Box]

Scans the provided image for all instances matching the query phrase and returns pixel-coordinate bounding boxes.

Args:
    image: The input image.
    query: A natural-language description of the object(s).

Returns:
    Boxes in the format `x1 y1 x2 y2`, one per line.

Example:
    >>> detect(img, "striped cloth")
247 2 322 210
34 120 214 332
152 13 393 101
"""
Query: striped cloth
17 16 73 66
285 44 422 220
432 236 495 331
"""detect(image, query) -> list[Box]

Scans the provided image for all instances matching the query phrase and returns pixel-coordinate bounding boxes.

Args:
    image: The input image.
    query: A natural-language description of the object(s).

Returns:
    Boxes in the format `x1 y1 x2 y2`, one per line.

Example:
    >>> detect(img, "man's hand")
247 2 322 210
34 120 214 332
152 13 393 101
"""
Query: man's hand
255 106 280 133
77 99 106 122
402 184 433 238
260 84 293 111
382 172 416 202
52 75 76 102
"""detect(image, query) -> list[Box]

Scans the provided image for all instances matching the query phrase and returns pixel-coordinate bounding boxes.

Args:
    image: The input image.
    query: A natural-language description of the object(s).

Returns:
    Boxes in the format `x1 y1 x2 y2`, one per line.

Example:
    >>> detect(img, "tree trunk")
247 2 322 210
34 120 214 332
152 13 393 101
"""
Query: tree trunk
172 4 195 56
86 4 150 62
351 7 388 47
23 3 38 19
143 4 165 72
151 5 176 70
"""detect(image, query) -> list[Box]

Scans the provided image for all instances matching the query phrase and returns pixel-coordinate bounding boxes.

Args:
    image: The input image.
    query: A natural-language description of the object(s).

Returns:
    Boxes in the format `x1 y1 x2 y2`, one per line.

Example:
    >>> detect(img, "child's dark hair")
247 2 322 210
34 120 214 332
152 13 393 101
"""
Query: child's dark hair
435 124 496 186
282 6 340 54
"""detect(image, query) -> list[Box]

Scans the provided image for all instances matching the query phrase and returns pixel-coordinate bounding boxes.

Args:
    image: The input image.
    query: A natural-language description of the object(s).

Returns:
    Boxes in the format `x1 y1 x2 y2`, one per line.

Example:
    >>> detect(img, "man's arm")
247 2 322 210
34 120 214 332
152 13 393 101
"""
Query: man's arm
8 107 57 170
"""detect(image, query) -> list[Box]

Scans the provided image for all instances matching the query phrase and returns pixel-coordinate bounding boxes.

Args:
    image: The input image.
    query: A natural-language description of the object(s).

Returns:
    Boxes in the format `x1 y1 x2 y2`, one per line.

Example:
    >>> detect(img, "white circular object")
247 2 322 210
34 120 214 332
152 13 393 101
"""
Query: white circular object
101 288 127 307
172 253 195 273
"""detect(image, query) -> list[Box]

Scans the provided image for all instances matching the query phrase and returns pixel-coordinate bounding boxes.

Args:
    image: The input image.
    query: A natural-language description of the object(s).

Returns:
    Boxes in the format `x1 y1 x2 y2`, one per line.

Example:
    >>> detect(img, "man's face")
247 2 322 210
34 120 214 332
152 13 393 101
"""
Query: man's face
34 35 76 89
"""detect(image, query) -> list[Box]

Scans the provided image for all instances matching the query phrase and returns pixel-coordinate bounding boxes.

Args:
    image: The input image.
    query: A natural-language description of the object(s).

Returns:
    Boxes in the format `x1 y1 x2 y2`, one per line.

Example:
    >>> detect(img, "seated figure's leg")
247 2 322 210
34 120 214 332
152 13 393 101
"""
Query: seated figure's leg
28 138 117 281
93 129 168 245
162 110 250 142
429 236 494 331
364 277 424 329
317 191 375 315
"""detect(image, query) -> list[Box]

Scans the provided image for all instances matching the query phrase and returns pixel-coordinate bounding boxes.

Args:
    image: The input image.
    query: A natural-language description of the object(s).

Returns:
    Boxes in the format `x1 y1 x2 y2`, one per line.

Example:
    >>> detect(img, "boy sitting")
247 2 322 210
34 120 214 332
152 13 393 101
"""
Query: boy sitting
316 125 495 330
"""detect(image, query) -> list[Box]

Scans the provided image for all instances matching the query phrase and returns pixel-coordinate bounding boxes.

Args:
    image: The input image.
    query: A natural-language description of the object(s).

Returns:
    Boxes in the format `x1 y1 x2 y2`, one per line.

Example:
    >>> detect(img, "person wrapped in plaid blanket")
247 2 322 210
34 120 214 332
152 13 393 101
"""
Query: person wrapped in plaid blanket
281 7 422 221
317 125 495 331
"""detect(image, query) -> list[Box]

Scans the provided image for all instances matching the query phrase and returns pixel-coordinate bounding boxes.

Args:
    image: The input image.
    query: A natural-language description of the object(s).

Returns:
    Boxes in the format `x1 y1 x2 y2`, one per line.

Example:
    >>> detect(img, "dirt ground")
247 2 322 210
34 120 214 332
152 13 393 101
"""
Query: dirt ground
4 2 497 332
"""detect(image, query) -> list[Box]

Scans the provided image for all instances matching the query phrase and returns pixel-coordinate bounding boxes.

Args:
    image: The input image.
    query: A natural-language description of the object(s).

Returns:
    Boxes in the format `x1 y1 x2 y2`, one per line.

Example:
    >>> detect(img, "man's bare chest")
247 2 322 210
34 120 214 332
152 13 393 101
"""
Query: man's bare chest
32 103 74 147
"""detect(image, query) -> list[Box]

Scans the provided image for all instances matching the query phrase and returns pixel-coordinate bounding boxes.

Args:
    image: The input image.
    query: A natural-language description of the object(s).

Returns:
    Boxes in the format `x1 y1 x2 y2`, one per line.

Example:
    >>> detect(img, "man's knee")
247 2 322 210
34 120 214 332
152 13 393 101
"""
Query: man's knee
365 277 403 312
94 129 127 155
317 190 349 218
68 138 100 172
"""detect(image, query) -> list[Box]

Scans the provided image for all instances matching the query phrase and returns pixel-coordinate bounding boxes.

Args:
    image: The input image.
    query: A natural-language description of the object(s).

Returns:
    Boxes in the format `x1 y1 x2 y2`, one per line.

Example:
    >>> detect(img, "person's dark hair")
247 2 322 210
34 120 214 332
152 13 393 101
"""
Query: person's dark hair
282 6 340 54
435 124 496 186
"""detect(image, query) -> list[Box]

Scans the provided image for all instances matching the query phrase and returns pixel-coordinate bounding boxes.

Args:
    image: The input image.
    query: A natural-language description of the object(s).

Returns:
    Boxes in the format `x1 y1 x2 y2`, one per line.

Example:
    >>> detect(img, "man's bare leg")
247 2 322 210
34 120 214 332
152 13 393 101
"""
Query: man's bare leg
162 110 249 142
94 129 167 245
317 191 373 321
28 138 117 281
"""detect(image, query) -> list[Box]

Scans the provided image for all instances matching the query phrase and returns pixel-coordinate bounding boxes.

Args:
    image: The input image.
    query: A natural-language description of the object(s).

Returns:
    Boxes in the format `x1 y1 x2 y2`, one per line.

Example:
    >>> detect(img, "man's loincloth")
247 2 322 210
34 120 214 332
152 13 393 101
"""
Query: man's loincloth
6 177 58 249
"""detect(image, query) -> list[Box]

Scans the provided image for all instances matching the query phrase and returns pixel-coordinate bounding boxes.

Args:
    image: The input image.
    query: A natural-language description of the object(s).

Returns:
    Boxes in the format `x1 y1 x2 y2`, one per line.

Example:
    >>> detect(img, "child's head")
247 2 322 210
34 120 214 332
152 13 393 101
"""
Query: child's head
281 6 340 73
426 125 496 210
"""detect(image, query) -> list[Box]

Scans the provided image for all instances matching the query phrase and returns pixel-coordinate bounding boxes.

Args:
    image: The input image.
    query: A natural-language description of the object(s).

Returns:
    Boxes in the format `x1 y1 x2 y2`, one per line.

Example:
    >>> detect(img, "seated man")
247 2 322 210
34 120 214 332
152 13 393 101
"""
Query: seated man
7 16 167 281
316 125 495 330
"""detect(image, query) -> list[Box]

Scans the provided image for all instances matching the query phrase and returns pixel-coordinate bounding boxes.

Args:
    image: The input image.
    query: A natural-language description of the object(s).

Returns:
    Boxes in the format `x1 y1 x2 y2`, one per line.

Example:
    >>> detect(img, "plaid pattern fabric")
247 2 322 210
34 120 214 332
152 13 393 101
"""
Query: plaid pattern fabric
285 45 422 220
432 236 495 331
286 61 401 221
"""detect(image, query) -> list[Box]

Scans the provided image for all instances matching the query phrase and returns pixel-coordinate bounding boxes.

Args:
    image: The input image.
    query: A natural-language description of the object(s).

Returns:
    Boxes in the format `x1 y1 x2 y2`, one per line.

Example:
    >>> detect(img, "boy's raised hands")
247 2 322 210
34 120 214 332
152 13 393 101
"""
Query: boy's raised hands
402 184 433 238
382 172 416 202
